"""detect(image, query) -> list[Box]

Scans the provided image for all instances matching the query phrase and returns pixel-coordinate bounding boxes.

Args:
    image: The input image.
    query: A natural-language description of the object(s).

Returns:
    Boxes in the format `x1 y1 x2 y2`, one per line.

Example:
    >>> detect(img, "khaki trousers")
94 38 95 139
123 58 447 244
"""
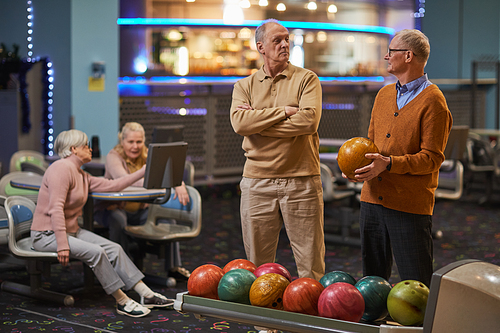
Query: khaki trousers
240 176 325 280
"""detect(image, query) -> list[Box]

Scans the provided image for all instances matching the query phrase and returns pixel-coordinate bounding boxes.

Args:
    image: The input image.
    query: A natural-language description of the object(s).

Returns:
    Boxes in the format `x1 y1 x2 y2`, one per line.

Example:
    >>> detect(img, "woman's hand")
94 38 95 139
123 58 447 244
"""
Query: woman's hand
174 182 190 206
57 249 70 266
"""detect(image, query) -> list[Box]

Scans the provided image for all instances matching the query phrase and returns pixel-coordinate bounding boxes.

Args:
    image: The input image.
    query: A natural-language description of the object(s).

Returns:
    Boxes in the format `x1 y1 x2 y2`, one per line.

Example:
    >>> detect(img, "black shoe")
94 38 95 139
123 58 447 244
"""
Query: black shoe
140 292 175 308
168 266 191 281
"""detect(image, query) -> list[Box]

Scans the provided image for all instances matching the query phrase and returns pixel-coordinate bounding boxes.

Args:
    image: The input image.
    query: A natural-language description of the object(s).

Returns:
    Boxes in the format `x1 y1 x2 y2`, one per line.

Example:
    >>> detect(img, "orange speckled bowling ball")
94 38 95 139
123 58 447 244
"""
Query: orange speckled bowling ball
188 264 224 299
249 273 290 310
337 137 379 180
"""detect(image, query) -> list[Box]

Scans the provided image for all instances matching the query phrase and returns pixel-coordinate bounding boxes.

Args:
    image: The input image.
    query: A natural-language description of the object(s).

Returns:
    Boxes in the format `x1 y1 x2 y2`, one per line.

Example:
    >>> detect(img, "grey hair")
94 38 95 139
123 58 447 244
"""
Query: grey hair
54 129 89 158
395 29 430 63
255 18 283 44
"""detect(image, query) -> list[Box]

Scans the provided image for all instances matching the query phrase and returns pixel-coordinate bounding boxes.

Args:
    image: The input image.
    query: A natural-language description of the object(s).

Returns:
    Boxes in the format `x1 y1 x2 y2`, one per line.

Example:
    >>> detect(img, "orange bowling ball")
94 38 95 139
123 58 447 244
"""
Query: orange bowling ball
283 277 325 316
337 137 379 180
249 273 290 310
222 259 257 274
188 264 224 300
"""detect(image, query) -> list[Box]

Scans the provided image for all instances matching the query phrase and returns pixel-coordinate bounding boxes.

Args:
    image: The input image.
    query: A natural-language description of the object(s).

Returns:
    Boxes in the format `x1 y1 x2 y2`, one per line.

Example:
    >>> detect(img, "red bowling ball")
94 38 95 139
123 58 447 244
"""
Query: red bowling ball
222 258 257 274
254 263 292 282
188 264 224 300
318 282 365 322
283 277 325 316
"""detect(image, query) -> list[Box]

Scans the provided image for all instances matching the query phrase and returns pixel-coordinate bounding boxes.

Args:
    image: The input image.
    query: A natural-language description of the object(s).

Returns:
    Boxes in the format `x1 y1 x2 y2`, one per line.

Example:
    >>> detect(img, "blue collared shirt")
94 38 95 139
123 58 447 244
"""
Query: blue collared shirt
396 74 432 109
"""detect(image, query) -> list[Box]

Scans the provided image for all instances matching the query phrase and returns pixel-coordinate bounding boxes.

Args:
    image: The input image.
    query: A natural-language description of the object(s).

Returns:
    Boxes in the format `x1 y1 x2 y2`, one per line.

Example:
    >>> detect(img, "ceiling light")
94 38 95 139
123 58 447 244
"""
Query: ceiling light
240 0 251 9
307 1 317 11
259 0 268 6
277 3 286 11
328 4 337 13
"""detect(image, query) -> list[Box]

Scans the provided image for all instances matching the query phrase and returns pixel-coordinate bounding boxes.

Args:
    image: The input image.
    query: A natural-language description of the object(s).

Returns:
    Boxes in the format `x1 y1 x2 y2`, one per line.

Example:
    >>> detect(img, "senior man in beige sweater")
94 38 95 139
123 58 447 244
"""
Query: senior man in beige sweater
230 19 325 283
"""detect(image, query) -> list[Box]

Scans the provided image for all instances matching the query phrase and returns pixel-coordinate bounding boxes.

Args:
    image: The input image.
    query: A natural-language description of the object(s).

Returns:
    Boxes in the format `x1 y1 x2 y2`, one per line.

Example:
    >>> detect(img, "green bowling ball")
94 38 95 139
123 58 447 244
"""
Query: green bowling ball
320 270 357 288
217 268 256 305
387 280 429 326
355 276 392 322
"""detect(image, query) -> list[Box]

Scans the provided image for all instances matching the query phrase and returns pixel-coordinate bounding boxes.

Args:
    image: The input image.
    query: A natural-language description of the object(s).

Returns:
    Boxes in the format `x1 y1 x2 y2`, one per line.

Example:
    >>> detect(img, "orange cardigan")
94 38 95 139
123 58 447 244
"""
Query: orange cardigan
360 84 453 215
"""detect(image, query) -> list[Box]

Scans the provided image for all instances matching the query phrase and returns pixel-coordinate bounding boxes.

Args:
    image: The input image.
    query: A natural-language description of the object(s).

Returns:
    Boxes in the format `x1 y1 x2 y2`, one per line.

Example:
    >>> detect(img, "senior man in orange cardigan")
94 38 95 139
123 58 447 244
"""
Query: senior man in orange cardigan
348 29 452 288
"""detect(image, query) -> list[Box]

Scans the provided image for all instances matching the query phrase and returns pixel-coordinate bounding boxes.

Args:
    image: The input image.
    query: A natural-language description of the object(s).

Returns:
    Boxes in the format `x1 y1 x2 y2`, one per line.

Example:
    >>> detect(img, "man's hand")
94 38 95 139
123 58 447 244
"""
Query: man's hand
58 249 70 266
237 103 252 110
352 153 391 182
285 106 298 118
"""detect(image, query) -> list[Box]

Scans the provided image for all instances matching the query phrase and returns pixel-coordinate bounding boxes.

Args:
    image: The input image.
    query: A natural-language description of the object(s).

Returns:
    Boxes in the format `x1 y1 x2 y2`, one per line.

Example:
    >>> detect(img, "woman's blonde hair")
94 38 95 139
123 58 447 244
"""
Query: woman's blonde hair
114 122 148 162
54 129 88 158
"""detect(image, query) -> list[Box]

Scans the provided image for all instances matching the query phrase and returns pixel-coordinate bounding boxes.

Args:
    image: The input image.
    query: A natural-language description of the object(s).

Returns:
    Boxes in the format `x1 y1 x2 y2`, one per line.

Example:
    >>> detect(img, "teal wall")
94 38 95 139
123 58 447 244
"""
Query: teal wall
423 0 500 128
71 0 120 155
0 0 119 156
424 0 500 79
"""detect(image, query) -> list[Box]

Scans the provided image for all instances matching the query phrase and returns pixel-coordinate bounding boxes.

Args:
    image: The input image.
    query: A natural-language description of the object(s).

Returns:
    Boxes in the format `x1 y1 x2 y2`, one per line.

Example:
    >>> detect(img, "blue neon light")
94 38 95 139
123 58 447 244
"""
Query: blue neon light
120 76 386 85
118 76 389 96
117 18 394 35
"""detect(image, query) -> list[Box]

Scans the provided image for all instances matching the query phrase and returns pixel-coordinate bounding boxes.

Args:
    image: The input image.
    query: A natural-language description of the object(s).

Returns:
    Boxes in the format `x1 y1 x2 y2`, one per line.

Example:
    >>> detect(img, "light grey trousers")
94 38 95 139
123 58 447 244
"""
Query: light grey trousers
31 228 145 295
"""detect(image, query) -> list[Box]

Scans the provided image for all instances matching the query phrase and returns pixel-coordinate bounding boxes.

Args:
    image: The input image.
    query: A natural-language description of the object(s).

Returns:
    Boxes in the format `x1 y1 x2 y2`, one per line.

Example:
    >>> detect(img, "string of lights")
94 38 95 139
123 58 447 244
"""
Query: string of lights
26 0 54 156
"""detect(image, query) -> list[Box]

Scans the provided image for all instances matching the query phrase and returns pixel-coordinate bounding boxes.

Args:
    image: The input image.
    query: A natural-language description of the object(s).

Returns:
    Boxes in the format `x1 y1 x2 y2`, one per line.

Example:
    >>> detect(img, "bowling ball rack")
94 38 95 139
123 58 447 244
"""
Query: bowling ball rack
174 292 422 333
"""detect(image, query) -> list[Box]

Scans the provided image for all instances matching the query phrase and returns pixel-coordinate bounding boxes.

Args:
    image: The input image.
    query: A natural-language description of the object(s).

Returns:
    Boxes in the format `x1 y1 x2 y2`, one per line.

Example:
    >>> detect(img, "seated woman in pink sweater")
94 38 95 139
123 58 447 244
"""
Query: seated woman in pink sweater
31 129 172 318
94 122 191 281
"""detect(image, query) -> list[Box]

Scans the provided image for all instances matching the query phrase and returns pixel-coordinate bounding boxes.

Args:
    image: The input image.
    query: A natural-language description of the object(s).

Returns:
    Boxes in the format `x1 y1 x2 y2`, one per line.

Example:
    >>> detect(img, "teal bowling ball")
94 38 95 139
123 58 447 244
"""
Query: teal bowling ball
320 271 357 288
217 268 256 305
355 276 392 322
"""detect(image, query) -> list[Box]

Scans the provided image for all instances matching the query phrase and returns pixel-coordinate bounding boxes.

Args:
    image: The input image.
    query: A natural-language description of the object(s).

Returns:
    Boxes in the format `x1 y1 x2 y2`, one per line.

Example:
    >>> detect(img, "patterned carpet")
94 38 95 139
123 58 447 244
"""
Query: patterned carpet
0 183 498 332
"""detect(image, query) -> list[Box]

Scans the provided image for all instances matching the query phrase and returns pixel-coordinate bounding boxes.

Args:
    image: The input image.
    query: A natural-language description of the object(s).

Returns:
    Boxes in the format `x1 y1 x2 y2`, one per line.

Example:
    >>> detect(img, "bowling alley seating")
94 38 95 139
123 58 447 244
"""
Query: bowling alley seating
320 163 360 247
463 131 498 204
124 185 202 285
183 160 195 186
0 195 74 306
435 126 469 200
0 171 41 204
9 150 48 176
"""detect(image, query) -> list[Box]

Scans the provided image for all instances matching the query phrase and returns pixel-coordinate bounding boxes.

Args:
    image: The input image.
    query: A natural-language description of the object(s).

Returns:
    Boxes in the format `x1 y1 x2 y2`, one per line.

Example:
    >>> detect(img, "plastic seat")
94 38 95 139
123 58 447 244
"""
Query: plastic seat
184 160 195 186
0 196 8 245
0 196 74 306
320 163 360 247
464 131 497 204
0 171 41 203
436 160 465 200
320 163 355 202
124 185 202 285
435 126 469 200
9 150 48 174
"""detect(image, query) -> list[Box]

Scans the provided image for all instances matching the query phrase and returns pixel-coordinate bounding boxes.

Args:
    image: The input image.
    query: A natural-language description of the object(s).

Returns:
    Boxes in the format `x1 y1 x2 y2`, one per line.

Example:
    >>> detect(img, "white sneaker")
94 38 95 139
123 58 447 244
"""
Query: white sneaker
116 299 151 318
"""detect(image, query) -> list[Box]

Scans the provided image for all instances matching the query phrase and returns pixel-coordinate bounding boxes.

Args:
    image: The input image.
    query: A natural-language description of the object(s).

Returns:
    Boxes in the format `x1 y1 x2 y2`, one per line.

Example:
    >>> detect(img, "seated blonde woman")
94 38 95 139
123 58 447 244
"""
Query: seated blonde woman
31 129 173 318
94 122 191 281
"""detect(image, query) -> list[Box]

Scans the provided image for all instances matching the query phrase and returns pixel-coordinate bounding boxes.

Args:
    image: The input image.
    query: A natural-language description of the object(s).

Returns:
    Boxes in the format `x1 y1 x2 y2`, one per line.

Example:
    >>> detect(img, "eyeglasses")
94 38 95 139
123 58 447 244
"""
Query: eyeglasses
387 49 416 57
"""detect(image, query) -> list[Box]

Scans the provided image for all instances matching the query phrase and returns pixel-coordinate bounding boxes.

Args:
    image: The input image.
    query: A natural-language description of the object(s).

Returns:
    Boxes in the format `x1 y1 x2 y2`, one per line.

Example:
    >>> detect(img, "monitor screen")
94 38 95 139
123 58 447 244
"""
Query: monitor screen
152 125 185 144
143 142 188 189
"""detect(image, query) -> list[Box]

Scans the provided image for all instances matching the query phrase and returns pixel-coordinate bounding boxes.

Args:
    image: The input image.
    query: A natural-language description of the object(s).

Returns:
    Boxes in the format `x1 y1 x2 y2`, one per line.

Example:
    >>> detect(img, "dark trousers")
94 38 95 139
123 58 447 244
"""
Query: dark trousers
359 202 434 287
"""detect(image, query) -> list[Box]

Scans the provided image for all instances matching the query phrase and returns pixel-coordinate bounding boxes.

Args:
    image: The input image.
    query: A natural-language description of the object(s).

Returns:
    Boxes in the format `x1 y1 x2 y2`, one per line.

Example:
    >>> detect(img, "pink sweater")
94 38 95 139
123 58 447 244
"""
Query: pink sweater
31 154 145 252
93 149 144 212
